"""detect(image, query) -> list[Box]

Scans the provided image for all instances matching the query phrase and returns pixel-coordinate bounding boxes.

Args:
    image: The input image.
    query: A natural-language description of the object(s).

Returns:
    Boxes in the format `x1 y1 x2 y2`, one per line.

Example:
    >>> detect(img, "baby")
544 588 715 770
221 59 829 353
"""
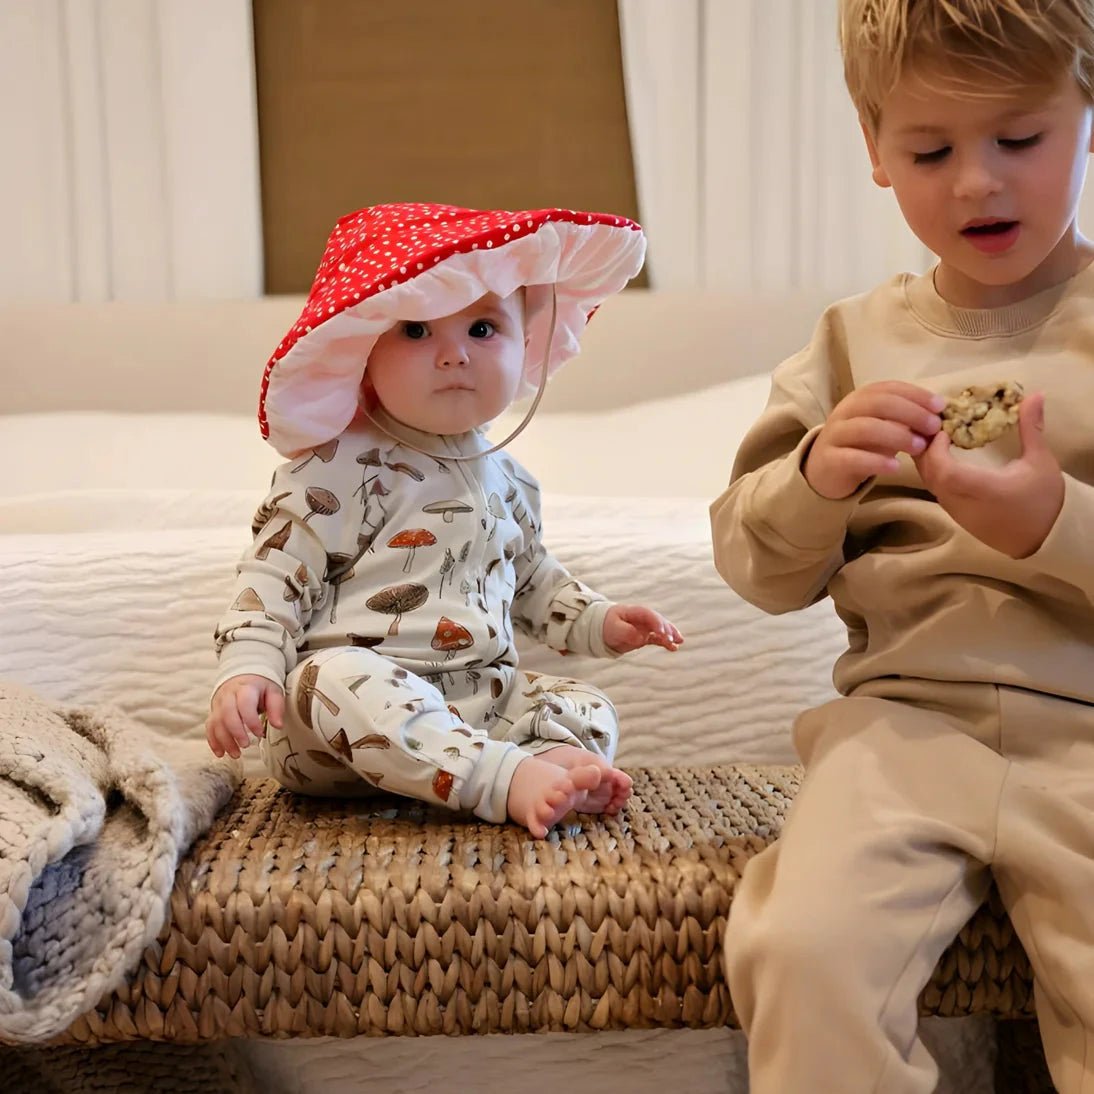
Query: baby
206 204 682 838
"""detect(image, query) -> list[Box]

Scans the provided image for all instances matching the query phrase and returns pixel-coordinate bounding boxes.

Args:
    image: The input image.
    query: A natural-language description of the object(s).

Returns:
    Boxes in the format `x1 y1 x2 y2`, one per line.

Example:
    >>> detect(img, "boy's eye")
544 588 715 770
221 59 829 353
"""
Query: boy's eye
403 321 428 339
913 146 950 165
468 320 496 338
999 133 1042 151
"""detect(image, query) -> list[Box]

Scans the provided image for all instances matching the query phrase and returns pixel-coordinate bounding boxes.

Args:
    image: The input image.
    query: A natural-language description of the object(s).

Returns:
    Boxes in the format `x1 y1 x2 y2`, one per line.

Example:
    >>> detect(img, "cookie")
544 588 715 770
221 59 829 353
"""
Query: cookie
940 381 1024 449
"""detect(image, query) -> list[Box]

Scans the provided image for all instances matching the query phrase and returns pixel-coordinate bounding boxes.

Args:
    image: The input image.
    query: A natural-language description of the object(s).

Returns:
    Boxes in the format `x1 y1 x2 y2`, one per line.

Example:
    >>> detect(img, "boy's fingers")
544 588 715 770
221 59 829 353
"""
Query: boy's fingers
1017 393 1048 457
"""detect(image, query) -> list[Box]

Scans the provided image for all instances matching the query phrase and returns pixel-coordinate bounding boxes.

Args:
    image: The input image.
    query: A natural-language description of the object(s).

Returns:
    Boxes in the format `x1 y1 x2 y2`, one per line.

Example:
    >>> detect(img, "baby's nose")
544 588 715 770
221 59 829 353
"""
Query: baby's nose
435 340 470 368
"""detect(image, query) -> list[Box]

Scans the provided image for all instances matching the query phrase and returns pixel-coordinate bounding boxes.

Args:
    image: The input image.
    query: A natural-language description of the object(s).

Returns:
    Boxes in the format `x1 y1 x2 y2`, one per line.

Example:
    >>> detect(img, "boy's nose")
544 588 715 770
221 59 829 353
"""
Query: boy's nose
952 155 1003 201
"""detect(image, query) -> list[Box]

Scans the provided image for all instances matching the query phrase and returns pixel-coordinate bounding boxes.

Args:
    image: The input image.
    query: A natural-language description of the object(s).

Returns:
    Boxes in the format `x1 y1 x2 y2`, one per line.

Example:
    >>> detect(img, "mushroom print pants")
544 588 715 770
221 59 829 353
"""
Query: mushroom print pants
259 645 619 823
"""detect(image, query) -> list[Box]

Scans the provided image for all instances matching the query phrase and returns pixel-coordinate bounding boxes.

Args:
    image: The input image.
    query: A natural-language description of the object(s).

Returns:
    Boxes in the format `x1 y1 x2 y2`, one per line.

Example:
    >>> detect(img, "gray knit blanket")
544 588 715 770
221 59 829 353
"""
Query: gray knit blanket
0 683 239 1043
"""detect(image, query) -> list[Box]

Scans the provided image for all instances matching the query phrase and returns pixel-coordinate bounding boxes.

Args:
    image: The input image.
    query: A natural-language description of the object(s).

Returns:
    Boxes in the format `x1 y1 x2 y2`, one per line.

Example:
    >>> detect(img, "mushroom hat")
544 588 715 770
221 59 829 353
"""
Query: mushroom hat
258 203 646 457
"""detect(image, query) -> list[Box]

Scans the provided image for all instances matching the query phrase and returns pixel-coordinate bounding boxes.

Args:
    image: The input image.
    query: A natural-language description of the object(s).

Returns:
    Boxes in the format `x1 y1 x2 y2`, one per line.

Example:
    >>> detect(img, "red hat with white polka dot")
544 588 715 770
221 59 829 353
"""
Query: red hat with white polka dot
258 203 645 456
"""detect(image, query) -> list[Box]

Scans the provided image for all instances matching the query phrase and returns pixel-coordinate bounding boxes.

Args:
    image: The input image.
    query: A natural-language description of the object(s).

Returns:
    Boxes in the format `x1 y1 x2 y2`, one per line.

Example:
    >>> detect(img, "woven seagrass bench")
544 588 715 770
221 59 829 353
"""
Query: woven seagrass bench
53 765 1050 1090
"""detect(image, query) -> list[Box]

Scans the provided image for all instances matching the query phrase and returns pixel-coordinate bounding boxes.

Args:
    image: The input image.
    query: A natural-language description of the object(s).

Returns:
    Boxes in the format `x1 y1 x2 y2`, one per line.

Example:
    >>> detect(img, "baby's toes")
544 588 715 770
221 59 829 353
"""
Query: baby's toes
569 764 603 793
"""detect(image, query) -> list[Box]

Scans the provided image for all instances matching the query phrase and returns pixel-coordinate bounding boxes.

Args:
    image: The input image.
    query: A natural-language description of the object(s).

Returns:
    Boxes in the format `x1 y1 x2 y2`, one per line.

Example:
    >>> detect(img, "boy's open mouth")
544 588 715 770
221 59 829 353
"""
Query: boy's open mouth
961 219 1018 236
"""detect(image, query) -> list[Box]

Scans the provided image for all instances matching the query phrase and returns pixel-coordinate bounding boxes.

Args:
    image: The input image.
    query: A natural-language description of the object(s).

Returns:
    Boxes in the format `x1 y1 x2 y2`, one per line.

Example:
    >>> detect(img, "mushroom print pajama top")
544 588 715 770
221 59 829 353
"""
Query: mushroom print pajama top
213 410 620 822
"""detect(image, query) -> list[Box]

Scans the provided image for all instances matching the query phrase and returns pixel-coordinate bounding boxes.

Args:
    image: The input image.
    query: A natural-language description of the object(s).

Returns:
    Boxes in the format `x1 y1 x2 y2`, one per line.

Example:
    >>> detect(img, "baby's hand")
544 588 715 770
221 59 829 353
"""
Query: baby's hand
603 605 683 654
805 381 945 499
914 392 1064 558
206 674 285 759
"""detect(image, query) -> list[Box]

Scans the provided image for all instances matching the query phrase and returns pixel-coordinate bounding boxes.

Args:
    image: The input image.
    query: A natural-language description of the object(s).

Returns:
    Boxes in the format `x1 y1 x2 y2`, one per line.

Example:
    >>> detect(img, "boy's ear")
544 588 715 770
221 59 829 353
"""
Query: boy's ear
861 120 892 188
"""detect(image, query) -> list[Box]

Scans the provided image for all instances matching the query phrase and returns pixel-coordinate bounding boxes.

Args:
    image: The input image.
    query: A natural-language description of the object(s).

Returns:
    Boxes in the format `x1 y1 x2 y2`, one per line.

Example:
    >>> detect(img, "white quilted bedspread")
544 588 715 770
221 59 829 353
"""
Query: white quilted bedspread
0 488 844 771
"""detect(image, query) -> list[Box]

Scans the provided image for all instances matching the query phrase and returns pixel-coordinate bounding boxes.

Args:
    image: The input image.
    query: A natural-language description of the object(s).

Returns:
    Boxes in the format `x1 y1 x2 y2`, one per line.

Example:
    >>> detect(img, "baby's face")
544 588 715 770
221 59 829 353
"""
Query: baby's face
364 291 526 435
865 69 1094 307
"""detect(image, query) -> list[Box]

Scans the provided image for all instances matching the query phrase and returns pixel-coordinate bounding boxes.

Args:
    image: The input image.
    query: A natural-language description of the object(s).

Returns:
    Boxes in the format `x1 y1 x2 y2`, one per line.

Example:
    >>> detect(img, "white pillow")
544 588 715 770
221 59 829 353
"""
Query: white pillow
488 373 771 497
2 374 771 503
4 411 278 496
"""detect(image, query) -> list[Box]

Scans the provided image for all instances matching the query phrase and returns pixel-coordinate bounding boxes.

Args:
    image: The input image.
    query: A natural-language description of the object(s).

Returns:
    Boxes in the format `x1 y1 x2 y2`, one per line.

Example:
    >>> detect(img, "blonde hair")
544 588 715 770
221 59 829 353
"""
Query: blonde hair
840 0 1094 131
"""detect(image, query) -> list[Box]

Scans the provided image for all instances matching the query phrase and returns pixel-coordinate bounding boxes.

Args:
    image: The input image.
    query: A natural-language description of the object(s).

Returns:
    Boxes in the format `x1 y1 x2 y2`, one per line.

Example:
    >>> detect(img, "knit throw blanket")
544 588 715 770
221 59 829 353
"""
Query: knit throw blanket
0 683 239 1043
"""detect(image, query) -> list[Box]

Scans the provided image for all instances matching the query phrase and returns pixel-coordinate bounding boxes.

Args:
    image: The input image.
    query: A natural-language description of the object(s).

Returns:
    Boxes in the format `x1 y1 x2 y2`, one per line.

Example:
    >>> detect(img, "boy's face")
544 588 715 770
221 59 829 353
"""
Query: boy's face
864 71 1094 306
363 291 527 435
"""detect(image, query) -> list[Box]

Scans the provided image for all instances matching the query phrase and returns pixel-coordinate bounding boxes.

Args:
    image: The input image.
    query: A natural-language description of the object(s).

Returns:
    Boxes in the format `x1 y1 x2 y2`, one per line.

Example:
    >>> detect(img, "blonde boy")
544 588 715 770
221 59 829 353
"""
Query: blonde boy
712 2 1094 1090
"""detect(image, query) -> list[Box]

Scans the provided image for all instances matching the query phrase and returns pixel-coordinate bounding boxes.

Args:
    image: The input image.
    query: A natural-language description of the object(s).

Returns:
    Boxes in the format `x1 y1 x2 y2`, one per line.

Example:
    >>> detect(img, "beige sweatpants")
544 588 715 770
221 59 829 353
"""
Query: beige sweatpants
725 677 1094 1094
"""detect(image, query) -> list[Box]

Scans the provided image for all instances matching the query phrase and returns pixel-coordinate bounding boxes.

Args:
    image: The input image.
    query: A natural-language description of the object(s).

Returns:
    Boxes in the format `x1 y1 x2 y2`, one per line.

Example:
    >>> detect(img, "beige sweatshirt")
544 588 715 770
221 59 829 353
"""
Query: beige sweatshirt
711 266 1094 703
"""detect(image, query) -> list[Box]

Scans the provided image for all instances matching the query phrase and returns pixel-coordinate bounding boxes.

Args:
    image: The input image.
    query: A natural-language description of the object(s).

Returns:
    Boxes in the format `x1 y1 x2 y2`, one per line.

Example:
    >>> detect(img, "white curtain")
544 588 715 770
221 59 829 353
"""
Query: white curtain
619 0 934 293
0 0 262 303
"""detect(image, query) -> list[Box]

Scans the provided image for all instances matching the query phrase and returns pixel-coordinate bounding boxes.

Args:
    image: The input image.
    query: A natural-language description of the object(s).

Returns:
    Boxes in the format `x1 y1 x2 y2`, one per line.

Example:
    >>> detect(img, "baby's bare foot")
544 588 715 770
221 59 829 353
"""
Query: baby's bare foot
507 755 602 838
540 744 633 814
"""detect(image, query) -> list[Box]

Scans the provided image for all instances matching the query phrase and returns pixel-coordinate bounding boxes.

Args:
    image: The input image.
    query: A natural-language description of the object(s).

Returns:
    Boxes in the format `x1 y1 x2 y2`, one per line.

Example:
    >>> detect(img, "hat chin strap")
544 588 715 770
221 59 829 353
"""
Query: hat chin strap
357 284 557 462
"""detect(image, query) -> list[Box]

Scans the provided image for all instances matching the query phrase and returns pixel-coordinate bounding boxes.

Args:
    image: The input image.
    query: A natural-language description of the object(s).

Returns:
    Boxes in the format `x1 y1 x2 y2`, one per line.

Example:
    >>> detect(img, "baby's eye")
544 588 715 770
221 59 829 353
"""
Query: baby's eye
999 134 1042 151
913 146 950 165
468 320 496 338
403 321 428 340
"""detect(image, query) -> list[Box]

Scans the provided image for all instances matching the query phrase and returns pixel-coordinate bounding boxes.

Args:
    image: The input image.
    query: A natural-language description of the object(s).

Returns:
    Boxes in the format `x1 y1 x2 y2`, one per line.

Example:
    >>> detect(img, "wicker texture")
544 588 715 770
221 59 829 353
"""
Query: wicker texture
55 765 1035 1045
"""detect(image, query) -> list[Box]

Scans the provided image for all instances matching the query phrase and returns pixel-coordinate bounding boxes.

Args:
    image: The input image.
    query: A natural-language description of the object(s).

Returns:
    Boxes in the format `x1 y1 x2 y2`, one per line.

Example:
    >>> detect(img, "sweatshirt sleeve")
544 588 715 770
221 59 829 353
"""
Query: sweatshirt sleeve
1024 474 1094 601
212 446 362 693
709 307 867 615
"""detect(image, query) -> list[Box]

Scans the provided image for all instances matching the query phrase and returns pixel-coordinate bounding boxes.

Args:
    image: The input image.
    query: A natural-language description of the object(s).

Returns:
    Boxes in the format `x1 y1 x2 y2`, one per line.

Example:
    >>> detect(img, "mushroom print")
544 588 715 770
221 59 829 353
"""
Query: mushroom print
368 479 390 523
423 500 473 524
366 583 429 635
387 528 437 572
353 448 382 500
291 438 339 473
251 491 292 535
438 548 455 595
485 492 506 540
296 662 341 730
231 587 265 612
384 460 425 481
324 552 355 623
302 486 340 523
284 562 309 602
432 769 455 802
431 616 474 660
255 520 292 560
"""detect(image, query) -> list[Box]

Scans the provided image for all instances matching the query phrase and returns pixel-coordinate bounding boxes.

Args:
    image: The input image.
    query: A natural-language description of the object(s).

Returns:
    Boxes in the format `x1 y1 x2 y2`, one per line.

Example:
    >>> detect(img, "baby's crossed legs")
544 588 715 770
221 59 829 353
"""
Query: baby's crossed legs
261 649 626 836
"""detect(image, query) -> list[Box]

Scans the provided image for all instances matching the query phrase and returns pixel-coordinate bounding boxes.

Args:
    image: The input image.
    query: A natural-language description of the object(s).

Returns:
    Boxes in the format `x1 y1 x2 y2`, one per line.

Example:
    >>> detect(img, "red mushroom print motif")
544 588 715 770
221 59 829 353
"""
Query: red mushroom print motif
366 583 429 635
432 769 455 802
432 616 474 660
423 500 473 524
387 528 437 572
302 486 340 523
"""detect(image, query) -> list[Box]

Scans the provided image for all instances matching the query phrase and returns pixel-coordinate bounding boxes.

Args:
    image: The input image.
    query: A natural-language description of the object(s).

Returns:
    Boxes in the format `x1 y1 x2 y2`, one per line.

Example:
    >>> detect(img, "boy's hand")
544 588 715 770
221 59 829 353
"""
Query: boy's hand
805 381 945 499
914 392 1064 558
603 605 683 654
206 674 285 759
